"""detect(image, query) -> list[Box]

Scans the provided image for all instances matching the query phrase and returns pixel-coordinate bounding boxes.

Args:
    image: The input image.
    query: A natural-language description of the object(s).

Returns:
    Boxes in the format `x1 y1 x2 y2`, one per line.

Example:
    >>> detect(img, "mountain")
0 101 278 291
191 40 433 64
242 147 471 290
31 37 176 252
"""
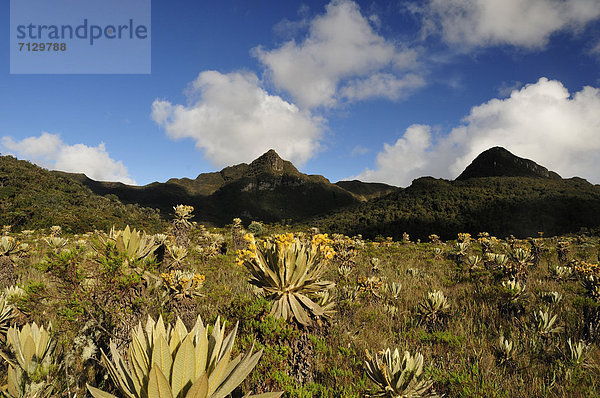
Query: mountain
9 145 600 238
62 149 364 225
0 155 163 232
456 146 562 180
309 147 600 240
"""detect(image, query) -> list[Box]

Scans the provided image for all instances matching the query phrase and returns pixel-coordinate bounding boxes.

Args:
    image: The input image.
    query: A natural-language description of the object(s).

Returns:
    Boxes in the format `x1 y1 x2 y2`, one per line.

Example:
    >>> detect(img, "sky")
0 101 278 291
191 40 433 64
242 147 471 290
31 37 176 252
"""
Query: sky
1 0 600 187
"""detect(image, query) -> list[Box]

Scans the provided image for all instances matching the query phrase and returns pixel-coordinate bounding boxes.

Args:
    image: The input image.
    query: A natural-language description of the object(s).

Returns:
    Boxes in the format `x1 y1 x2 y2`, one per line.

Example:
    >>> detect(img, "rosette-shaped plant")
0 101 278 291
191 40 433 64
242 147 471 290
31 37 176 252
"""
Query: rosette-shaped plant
0 236 20 256
0 293 17 343
417 290 450 326
160 270 205 298
87 315 281 398
240 234 335 326
1 322 57 398
365 348 438 397
173 205 194 227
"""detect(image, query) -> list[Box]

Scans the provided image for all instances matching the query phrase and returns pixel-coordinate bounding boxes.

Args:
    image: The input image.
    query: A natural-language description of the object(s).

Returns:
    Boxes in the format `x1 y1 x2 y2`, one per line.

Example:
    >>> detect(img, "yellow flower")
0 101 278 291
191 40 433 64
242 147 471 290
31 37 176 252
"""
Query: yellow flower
457 233 471 242
275 233 295 250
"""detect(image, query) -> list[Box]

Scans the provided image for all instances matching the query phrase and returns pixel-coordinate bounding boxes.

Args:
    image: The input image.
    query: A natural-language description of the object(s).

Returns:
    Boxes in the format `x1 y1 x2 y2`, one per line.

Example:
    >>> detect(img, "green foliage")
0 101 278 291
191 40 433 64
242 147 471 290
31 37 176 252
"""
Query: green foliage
417 330 464 348
0 155 163 232
311 176 600 240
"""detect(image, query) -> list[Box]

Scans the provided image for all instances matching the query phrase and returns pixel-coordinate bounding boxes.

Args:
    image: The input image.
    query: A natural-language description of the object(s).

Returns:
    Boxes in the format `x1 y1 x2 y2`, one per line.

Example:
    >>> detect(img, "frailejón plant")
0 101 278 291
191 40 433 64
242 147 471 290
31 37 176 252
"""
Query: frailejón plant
239 234 335 326
87 315 282 398
365 348 438 397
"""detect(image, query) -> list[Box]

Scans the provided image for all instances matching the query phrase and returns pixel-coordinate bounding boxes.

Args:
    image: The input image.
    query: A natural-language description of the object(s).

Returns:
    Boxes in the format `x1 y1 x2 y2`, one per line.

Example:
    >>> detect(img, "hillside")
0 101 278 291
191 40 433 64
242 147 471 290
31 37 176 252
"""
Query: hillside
63 149 362 224
311 175 600 240
334 180 396 201
0 155 164 232
310 147 600 239
9 146 600 238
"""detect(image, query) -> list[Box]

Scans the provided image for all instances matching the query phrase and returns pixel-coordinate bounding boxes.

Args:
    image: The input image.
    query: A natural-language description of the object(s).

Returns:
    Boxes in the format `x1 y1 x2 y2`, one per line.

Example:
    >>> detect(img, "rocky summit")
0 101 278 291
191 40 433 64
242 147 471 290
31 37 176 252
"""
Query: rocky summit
456 146 561 180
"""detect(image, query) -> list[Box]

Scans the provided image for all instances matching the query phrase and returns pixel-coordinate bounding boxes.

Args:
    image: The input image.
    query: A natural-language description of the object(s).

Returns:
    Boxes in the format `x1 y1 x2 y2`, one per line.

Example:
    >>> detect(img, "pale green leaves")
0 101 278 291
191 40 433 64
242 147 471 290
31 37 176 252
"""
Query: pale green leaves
365 348 439 398
87 315 282 398
243 238 335 326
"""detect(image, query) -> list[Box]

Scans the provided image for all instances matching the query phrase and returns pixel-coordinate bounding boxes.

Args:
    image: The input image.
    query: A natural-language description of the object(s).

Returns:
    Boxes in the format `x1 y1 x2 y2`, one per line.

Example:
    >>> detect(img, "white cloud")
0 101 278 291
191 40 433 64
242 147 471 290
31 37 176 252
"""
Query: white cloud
1 132 135 184
151 70 324 168
357 124 432 185
423 0 600 49
355 78 600 186
340 73 425 101
254 0 421 108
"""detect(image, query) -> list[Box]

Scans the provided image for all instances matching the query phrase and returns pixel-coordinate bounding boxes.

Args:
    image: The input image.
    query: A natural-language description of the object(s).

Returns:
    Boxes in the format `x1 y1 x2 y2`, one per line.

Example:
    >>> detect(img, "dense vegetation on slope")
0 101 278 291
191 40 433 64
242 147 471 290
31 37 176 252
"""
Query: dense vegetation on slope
0 155 164 233
311 176 600 240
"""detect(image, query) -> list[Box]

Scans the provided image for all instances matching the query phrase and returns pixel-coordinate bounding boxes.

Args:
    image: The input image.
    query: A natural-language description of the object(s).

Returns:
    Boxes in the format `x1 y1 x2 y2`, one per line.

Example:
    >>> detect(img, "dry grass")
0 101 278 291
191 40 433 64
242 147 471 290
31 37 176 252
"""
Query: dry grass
1 228 600 397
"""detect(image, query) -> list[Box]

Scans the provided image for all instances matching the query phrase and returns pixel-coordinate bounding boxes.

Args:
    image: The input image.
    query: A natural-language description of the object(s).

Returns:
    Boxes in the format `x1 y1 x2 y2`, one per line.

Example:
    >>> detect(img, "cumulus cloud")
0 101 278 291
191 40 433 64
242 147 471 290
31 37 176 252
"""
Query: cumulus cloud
1 132 135 184
254 0 422 108
340 73 425 102
357 124 432 185
423 0 600 49
355 78 600 186
151 71 324 168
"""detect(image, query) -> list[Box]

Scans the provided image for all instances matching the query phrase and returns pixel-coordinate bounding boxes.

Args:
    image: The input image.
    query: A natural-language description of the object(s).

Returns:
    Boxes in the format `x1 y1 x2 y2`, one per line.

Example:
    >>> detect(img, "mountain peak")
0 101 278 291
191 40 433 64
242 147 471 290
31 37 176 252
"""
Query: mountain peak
247 149 299 176
456 146 561 180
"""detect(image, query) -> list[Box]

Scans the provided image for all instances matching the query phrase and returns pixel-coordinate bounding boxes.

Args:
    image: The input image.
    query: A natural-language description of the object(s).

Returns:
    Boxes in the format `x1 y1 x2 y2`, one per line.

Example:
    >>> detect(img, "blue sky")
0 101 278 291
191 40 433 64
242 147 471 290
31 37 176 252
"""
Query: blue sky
1 0 600 187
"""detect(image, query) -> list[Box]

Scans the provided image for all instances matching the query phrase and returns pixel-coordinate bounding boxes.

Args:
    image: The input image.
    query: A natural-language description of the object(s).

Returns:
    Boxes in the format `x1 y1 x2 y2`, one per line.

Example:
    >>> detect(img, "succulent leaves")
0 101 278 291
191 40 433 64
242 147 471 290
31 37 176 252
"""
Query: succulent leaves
87 315 282 398
241 237 335 326
364 348 438 398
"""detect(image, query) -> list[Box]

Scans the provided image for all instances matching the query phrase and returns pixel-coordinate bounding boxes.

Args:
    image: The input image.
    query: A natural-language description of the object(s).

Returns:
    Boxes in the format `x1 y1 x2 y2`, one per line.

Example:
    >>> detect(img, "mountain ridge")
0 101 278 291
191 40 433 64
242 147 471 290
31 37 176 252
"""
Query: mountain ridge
59 149 394 224
6 146 600 238
456 146 562 180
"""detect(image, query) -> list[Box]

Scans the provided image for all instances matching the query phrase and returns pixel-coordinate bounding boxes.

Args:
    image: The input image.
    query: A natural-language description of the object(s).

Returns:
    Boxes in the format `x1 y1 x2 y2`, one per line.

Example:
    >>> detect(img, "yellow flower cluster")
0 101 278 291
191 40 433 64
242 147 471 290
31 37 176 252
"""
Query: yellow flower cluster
235 233 259 266
428 234 440 243
235 248 257 266
457 233 471 243
321 246 335 260
358 276 383 292
192 273 206 285
160 270 205 291
311 233 332 247
380 237 395 247
173 204 194 220
275 233 295 249
311 233 335 260
160 271 174 284
513 244 530 253
573 261 600 277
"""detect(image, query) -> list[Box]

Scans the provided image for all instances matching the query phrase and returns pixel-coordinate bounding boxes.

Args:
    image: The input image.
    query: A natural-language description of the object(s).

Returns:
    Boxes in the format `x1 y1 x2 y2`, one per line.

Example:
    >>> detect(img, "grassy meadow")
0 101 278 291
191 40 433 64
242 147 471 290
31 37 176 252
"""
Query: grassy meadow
0 209 599 397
